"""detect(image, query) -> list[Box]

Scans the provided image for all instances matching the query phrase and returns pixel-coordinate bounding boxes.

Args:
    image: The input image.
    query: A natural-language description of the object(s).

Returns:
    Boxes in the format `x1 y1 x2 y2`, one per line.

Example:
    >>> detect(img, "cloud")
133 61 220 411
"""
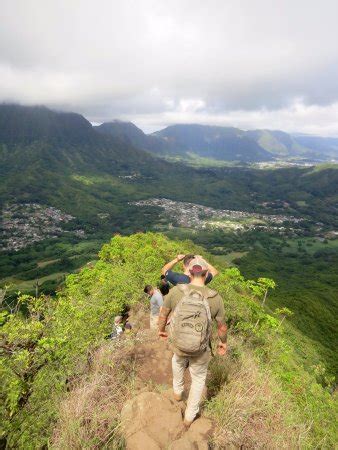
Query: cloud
128 99 338 135
1 0 338 135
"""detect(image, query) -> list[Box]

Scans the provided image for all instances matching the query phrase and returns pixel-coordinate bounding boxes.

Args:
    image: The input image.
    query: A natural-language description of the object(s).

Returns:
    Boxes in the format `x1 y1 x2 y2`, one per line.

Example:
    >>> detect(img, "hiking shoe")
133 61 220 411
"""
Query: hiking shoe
183 419 193 429
174 392 183 401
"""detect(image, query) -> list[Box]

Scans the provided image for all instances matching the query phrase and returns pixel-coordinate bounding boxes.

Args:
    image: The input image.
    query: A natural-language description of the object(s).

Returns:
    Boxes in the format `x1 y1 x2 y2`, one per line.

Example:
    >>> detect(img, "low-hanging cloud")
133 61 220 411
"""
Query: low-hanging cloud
1 0 338 135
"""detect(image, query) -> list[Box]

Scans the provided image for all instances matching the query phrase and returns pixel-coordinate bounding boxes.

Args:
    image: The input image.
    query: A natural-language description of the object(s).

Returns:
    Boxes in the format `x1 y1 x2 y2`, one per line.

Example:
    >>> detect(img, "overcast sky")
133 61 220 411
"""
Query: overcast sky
1 0 338 135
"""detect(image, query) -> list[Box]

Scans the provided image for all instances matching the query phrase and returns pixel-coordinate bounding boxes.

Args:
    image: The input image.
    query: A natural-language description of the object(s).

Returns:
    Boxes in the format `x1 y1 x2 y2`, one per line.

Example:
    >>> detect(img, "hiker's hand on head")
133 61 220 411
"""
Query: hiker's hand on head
177 254 185 261
217 342 227 356
158 331 168 340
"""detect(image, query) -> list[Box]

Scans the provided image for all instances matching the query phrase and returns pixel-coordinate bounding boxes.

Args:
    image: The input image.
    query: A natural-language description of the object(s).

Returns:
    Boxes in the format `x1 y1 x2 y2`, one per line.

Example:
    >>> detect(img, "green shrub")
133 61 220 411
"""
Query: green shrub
1 233 337 448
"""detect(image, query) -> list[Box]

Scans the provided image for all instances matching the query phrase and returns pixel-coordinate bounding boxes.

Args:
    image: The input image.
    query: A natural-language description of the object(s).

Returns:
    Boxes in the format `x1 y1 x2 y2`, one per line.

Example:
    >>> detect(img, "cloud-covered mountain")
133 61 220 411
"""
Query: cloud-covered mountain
95 120 168 154
0 104 94 145
96 120 338 162
0 104 171 216
152 124 273 162
293 134 338 159
1 104 337 230
2 1 338 135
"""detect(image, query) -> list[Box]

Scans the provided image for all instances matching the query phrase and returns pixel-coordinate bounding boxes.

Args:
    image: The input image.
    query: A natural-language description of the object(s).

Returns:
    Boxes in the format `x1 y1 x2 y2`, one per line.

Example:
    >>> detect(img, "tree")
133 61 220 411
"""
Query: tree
257 277 276 307
247 278 276 307
275 307 293 329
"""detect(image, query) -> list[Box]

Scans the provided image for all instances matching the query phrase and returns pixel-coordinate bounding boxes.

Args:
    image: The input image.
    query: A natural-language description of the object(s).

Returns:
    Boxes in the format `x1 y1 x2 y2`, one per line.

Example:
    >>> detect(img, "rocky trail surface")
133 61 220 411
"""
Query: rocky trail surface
120 308 214 449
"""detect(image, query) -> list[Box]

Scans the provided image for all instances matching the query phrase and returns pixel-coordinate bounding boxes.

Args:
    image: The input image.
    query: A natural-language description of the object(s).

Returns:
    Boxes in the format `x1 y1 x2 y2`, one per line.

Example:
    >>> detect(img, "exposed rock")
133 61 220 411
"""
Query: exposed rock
186 417 213 446
121 390 213 450
126 430 161 450
170 417 213 450
121 391 184 449
120 312 214 450
169 438 194 450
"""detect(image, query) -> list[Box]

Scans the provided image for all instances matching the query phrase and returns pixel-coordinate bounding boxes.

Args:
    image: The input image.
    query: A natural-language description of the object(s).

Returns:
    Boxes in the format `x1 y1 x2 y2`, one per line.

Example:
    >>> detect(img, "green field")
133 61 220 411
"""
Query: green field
3 272 67 292
214 251 248 265
159 152 240 167
0 237 102 296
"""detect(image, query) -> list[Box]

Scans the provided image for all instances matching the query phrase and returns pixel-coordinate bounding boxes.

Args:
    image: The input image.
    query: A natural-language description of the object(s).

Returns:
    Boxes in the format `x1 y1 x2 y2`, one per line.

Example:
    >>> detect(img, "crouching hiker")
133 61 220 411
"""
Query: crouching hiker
109 316 124 339
144 285 164 330
158 258 227 427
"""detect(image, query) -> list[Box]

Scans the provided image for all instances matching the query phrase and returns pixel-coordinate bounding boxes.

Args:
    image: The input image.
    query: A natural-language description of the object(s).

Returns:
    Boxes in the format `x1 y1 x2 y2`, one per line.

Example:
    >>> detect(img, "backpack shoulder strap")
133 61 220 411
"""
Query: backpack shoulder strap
204 287 217 298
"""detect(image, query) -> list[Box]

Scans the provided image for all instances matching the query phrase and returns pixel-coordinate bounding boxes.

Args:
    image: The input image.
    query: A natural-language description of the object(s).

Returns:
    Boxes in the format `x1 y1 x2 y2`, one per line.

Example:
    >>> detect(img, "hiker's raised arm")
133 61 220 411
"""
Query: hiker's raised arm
161 254 185 276
206 260 218 277
195 255 218 277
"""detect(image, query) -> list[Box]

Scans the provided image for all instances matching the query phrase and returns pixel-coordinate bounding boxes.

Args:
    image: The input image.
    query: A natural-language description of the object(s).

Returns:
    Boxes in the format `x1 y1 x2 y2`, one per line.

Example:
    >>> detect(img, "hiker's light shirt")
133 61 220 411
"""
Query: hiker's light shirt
150 290 163 316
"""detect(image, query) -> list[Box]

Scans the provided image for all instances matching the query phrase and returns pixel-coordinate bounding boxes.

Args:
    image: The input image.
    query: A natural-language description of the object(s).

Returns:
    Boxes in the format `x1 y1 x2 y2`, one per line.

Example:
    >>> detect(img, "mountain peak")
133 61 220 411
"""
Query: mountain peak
95 120 146 138
152 123 273 162
0 103 93 145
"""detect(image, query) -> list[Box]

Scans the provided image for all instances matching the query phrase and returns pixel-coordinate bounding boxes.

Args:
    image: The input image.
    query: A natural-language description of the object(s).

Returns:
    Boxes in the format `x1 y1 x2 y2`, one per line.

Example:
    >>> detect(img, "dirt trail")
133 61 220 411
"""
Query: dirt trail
120 308 214 450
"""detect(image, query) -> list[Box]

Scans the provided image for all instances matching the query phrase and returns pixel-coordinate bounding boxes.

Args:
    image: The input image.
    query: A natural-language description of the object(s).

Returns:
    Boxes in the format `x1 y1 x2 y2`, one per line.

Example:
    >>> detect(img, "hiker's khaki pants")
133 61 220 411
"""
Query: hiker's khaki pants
172 351 211 422
150 314 159 330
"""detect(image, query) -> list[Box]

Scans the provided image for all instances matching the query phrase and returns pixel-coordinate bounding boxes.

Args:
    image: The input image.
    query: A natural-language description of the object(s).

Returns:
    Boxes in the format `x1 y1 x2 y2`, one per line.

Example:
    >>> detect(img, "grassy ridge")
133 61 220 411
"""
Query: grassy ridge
1 233 337 448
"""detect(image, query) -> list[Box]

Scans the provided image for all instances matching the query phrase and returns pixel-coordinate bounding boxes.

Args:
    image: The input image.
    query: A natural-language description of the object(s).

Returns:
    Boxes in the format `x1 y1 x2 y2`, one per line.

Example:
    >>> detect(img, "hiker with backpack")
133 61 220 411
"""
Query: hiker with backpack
144 285 164 329
158 257 227 427
161 254 218 286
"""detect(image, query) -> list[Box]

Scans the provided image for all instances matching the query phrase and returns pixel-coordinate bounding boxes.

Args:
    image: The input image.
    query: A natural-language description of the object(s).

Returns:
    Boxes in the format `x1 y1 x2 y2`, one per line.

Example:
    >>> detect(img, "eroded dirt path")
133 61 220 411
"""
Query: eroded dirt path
120 308 213 450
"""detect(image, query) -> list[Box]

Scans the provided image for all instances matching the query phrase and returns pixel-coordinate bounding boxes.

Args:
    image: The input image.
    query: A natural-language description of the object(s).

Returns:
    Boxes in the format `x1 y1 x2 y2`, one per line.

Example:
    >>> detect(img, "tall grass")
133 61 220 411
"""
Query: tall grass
206 335 308 449
52 341 135 449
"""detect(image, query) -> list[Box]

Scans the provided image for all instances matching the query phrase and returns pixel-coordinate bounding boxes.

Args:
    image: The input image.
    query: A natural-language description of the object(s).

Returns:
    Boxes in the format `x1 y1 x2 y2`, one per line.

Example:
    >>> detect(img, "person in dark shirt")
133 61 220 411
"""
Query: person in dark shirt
159 274 170 296
161 254 218 286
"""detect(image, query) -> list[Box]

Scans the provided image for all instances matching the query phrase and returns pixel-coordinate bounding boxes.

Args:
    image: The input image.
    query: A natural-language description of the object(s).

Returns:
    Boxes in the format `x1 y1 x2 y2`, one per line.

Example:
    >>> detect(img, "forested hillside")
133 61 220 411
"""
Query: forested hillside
1 233 336 449
1 105 337 220
1 105 337 227
1 104 337 400
152 124 274 161
97 120 338 162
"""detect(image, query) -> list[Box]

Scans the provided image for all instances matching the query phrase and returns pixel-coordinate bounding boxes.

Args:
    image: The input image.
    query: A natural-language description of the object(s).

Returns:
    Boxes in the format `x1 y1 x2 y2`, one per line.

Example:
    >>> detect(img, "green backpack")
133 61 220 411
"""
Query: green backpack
169 284 212 356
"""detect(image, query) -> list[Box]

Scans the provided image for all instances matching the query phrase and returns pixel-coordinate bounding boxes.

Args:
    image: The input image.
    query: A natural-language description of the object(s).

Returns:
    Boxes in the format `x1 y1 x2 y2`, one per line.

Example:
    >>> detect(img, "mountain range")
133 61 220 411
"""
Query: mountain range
96 120 338 163
1 104 337 228
1 104 337 169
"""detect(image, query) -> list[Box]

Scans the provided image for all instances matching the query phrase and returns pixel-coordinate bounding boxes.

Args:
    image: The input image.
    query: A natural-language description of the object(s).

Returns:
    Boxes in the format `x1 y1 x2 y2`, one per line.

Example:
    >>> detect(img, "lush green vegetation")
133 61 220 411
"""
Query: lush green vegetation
2 159 338 287
2 156 337 383
1 107 337 446
1 233 336 448
237 236 338 377
165 228 338 378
